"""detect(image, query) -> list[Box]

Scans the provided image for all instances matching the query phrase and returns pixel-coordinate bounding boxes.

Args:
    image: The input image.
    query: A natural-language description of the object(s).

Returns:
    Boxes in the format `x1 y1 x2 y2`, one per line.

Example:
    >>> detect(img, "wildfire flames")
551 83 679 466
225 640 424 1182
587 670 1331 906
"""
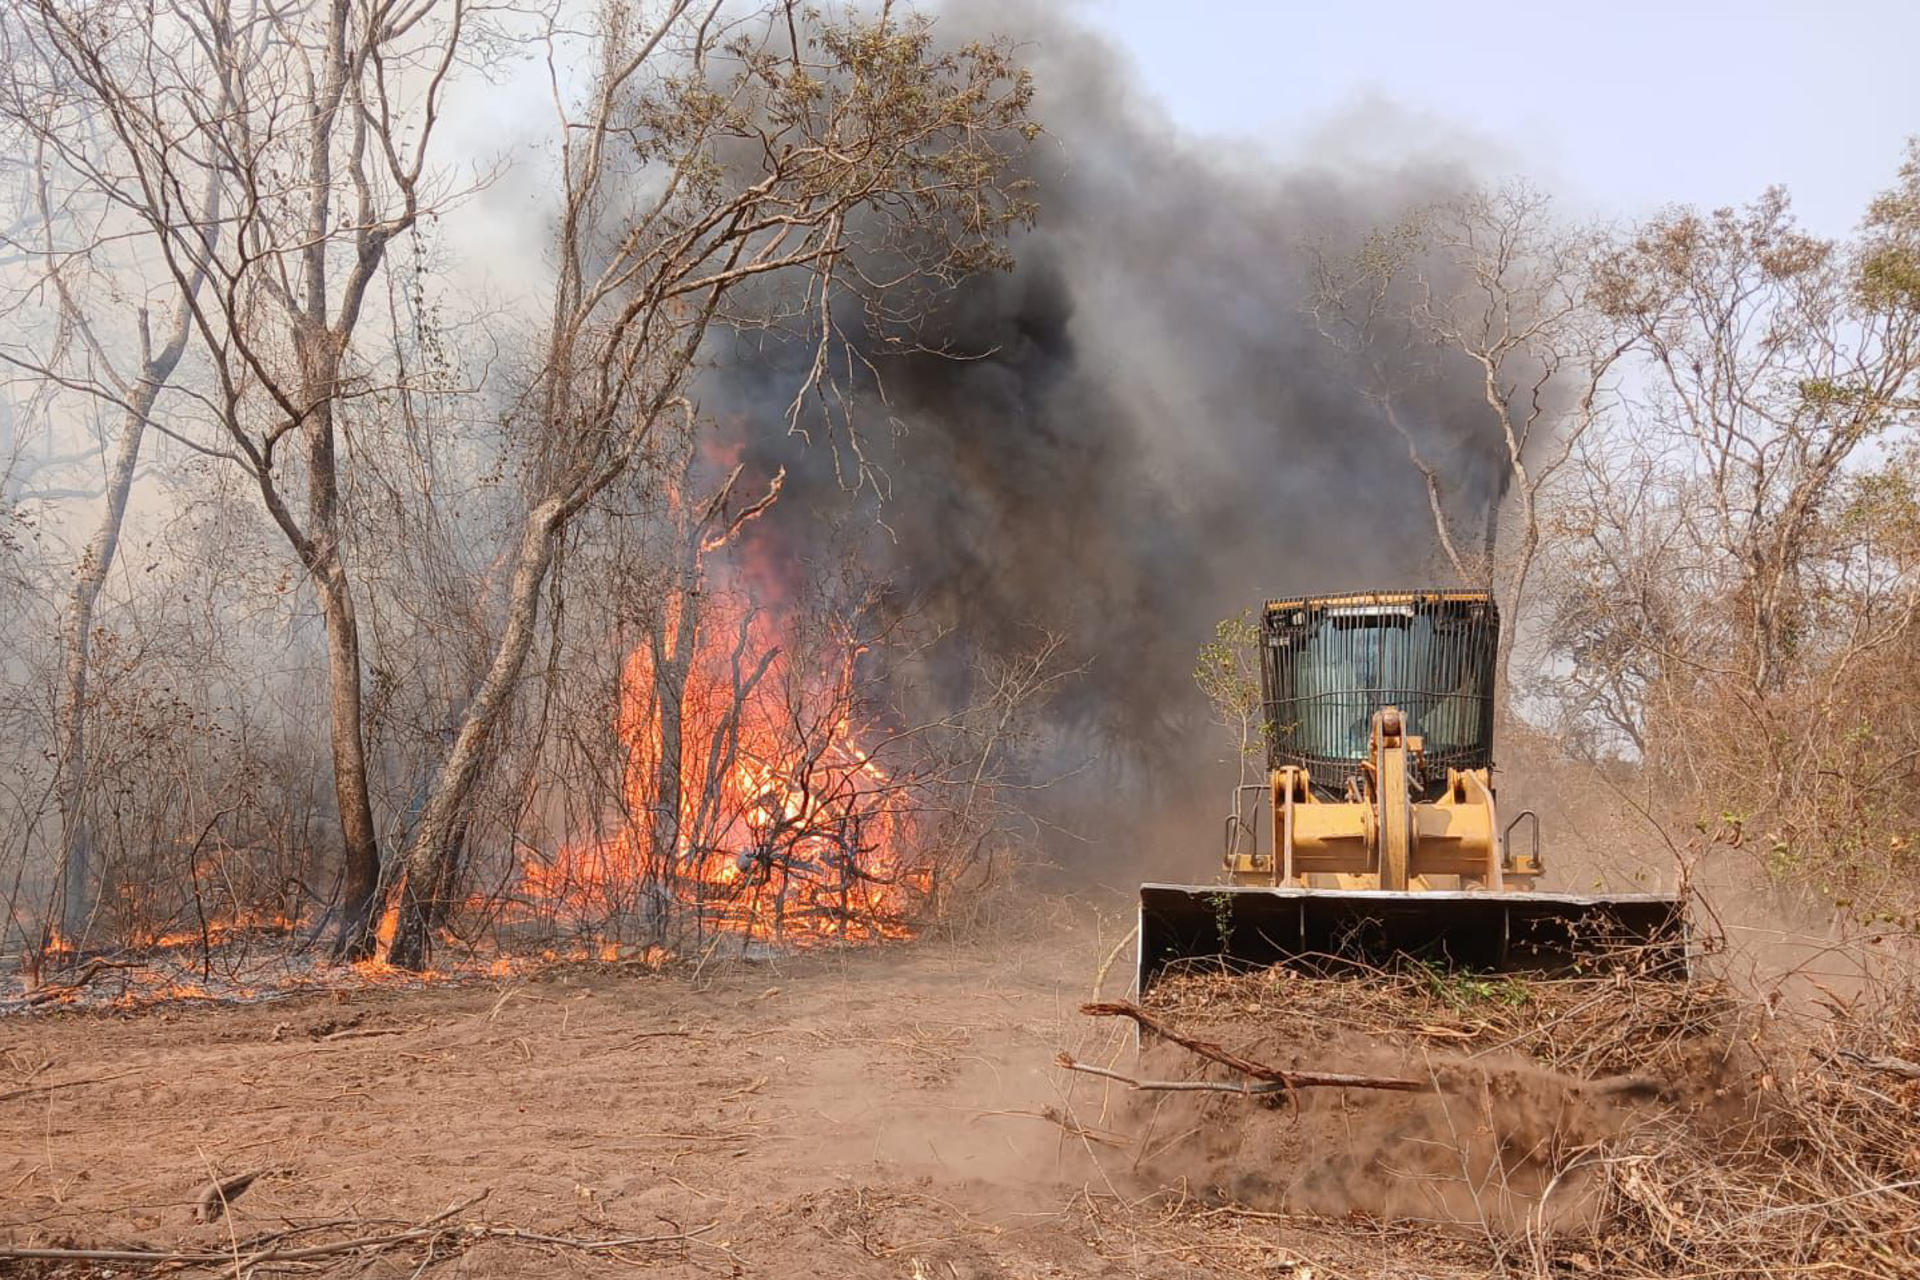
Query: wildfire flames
522 589 928 946
7 540 929 1013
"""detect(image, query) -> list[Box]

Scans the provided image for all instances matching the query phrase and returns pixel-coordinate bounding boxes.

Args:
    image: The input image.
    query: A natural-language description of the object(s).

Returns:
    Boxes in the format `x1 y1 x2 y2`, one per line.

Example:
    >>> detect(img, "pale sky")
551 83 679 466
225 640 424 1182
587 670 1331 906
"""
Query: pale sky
1084 0 1918 235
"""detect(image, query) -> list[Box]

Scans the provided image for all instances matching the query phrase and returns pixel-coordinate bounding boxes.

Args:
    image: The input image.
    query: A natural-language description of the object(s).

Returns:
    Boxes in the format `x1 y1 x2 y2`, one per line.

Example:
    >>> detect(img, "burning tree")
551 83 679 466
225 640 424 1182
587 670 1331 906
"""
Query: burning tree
380 3 1038 966
476 418 1074 957
505 436 902 948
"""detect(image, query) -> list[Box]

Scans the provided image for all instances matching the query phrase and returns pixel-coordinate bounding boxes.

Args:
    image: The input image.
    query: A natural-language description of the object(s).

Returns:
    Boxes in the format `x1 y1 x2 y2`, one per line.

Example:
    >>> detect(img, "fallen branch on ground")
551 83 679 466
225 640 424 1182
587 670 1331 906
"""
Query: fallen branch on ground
320 1022 427 1042
20 958 142 1006
0 1220 719 1269
1076 1001 1432 1093
1836 1049 1920 1080
1090 924 1139 1002
976 1102 1133 1145
1056 1053 1290 1095
0 1068 143 1104
5 1193 487 1266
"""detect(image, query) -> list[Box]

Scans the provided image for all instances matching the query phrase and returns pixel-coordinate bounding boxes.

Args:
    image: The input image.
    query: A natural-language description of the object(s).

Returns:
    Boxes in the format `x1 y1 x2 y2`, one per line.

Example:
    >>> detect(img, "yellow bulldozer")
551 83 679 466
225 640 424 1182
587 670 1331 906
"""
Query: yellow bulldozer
1138 588 1686 991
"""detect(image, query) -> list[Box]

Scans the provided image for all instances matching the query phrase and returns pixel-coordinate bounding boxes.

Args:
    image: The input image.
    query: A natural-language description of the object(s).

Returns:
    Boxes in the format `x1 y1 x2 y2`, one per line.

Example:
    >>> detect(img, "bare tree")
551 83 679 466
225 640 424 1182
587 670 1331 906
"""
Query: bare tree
1313 183 1633 689
0 112 222 943
1531 420 1696 758
17 0 474 956
1587 175 1920 695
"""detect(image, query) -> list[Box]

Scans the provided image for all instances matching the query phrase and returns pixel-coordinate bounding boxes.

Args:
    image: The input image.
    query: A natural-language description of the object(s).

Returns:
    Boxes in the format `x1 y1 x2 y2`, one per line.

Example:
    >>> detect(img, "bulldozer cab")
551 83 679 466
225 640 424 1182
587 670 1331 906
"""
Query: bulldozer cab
1141 588 1687 991
1263 592 1495 803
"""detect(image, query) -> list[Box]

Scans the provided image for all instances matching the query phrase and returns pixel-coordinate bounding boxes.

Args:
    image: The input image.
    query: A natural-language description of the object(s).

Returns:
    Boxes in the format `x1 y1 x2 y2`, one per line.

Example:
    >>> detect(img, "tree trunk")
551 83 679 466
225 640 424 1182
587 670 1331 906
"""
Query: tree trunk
386 501 563 969
55 423 138 942
1480 503 1500 586
650 652 687 940
318 560 383 960
289 354 384 960
648 571 697 939
55 306 197 943
53 409 146 942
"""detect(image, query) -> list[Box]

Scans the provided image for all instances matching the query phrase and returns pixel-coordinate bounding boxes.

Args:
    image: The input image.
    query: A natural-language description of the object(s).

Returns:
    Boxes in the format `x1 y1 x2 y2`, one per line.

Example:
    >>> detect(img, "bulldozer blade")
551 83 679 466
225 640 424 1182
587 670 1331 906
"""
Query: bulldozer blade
1137 883 1689 993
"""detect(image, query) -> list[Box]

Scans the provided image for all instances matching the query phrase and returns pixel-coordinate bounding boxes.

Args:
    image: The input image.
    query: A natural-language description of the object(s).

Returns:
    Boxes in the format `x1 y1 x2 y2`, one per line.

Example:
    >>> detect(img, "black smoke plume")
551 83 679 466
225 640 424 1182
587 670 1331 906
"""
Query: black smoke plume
701 7 1505 879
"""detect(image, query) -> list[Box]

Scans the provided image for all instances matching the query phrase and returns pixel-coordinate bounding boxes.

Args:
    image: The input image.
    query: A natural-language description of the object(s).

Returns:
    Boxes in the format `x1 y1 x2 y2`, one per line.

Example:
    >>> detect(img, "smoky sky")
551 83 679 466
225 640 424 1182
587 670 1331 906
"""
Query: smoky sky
697 6 1507 874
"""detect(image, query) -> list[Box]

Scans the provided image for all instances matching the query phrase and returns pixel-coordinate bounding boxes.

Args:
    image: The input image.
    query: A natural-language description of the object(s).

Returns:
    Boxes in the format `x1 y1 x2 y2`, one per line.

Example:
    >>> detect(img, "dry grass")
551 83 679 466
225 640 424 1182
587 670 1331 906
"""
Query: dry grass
1585 980 1920 1279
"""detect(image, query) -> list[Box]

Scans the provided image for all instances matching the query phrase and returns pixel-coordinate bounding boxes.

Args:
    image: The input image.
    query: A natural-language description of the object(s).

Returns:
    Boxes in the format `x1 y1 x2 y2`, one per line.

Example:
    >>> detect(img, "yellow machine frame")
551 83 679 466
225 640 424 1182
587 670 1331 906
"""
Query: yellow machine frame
1223 705 1542 892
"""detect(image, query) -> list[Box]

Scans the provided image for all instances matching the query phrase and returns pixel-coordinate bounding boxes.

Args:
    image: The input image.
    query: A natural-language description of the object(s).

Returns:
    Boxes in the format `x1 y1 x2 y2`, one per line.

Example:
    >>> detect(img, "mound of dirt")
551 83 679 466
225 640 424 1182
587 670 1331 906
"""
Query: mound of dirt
1141 1047 1669 1227
1117 966 1748 1230
1090 961 1920 1276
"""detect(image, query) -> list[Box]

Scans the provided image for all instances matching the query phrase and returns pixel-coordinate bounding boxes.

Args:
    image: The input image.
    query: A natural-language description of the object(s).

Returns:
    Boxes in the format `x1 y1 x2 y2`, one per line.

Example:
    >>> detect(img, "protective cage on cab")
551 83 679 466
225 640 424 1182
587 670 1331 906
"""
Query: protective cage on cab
1262 589 1498 803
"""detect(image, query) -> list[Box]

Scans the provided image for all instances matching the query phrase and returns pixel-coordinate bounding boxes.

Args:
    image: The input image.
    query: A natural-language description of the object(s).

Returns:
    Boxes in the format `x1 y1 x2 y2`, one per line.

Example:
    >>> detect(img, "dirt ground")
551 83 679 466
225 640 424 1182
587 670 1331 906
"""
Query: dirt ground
1 916 1500 1279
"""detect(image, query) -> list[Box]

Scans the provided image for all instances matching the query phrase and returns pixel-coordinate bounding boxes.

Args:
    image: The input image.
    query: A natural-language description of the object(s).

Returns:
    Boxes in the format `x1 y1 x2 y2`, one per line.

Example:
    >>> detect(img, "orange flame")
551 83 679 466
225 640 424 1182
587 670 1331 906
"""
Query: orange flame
524 589 924 946
125 910 299 952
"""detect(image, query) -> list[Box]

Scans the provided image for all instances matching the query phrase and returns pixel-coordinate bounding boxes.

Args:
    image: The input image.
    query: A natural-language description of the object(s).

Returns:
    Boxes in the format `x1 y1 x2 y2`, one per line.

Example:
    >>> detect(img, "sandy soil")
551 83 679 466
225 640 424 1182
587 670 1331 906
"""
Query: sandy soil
1 918 1495 1279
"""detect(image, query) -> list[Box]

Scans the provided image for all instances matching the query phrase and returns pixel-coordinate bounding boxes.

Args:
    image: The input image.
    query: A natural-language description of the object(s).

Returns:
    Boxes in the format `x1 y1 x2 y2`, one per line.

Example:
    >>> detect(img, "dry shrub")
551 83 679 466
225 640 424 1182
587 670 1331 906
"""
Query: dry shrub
1131 954 1919 1278
1588 976 1920 1279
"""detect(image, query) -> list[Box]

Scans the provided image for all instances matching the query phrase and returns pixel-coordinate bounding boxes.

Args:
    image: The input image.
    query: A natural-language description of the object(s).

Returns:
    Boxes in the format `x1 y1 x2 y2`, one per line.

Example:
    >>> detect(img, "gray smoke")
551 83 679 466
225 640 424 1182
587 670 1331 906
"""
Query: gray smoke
700 7 1507 877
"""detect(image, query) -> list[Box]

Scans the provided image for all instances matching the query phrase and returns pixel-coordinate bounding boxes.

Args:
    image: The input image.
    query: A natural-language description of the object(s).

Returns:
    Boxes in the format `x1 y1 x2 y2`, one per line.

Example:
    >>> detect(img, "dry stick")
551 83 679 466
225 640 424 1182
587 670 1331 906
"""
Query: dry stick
1079 1001 1432 1093
20 958 143 1006
1837 1050 1920 1081
473 1223 720 1251
0 1068 143 1103
321 1023 426 1042
0 1220 721 1268
194 1167 277 1224
1090 924 1139 1002
974 1104 1132 1146
18 1192 455 1266
0 1192 489 1268
1056 1055 1290 1095
628 1130 758 1142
